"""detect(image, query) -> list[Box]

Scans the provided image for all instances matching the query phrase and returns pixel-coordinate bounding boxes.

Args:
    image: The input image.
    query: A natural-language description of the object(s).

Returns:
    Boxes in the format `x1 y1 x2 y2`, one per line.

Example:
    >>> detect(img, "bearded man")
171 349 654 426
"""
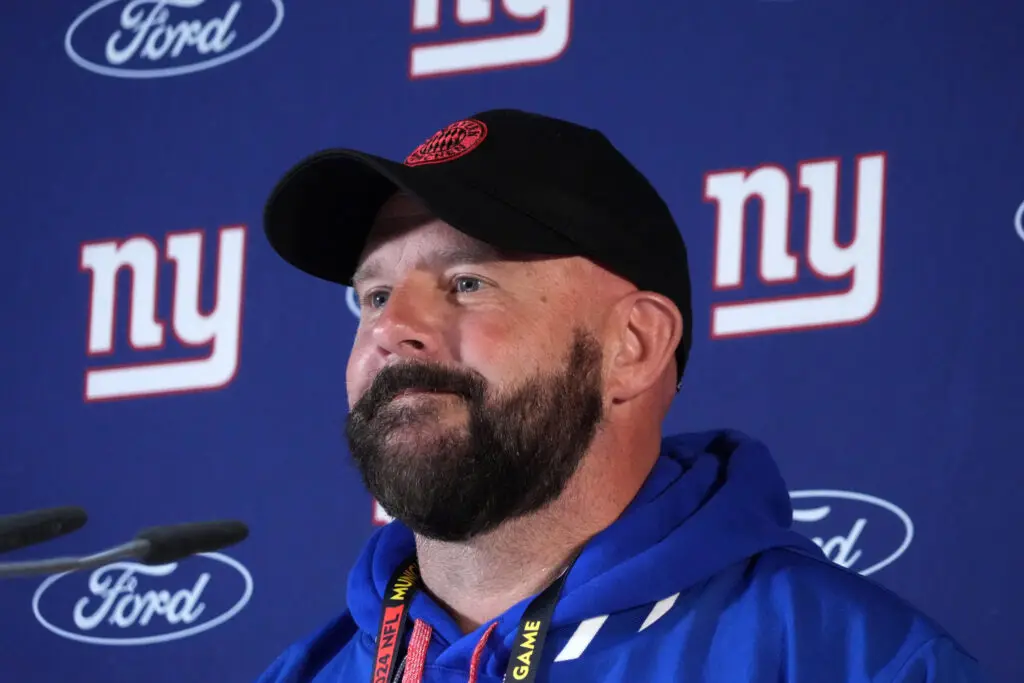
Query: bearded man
255 110 984 683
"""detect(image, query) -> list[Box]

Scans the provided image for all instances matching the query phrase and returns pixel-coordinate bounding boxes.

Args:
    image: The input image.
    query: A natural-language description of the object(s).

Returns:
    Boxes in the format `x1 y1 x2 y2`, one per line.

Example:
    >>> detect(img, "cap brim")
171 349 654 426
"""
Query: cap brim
263 149 578 286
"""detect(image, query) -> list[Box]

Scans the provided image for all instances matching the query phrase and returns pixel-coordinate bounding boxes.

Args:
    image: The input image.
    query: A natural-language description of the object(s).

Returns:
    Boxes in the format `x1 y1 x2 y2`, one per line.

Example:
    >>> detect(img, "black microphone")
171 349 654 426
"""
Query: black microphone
0 506 88 555
134 521 250 564
0 519 249 579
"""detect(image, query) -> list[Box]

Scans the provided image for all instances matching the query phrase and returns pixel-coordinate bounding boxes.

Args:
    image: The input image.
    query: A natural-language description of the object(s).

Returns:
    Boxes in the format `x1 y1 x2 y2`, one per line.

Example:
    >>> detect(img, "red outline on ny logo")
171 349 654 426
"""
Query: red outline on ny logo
79 226 247 402
408 0 574 79
703 153 888 339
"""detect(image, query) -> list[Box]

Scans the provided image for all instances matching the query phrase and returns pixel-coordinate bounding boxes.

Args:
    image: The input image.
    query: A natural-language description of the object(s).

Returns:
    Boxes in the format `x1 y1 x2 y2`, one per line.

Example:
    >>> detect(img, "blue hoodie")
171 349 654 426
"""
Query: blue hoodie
256 430 984 683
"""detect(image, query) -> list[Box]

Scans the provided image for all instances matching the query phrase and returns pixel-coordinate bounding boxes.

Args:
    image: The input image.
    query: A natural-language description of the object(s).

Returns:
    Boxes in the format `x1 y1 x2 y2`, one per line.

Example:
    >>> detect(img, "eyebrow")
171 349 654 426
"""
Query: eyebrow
351 242 504 287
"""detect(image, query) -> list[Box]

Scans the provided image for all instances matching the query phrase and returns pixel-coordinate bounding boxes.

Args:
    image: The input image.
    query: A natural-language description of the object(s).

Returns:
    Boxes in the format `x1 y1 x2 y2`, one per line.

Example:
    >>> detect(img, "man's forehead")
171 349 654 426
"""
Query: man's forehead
364 192 436 243
353 193 508 283
353 192 609 288
373 191 433 224
364 194 484 250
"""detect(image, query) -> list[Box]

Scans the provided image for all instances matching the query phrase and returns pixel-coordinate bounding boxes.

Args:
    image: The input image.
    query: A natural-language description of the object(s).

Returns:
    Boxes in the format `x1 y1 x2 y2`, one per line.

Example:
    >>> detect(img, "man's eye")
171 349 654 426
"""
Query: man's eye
453 276 484 293
363 290 390 309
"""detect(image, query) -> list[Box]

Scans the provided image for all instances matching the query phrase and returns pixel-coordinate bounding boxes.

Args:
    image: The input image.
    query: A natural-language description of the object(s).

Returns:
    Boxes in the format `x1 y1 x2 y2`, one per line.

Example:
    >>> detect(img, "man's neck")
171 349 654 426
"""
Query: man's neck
412 436 660 634
414 506 585 634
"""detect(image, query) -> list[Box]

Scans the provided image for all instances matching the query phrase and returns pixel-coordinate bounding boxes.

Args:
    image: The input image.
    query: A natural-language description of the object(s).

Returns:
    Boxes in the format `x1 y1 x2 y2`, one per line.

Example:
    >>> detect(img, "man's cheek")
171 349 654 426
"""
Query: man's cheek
345 353 375 407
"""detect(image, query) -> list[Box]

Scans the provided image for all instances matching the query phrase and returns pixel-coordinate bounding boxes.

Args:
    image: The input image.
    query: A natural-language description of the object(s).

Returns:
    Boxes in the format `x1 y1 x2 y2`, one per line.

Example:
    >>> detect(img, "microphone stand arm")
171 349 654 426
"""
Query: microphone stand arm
0 539 150 579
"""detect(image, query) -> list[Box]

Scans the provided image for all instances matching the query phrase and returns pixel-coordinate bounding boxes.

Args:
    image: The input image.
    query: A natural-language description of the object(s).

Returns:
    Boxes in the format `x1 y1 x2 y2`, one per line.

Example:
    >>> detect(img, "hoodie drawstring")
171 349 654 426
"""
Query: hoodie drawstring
400 619 432 683
468 622 498 683
400 619 498 683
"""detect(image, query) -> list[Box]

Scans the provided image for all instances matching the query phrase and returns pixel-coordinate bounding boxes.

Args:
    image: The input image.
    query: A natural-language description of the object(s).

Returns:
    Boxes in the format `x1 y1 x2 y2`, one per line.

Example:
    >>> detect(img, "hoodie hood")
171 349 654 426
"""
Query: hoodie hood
346 429 824 674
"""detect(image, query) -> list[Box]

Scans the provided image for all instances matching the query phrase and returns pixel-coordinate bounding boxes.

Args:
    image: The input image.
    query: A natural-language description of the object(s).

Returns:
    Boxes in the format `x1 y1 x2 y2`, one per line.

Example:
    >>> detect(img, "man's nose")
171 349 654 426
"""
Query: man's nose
369 280 447 361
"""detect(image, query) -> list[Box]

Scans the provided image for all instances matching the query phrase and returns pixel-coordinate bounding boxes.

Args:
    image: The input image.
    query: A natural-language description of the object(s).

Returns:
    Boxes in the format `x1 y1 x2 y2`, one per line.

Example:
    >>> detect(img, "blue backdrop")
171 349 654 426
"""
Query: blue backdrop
1 2 1021 682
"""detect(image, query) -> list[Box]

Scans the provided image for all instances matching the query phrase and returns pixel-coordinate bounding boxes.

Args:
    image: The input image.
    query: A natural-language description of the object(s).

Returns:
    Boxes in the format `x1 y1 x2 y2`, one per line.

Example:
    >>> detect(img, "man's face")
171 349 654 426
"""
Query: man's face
344 193 606 542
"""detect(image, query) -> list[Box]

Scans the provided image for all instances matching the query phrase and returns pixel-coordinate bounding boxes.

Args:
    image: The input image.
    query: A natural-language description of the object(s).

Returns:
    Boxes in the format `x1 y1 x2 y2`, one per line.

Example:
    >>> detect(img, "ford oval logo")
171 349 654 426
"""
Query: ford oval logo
345 287 361 319
1014 198 1024 244
64 0 285 79
32 552 253 646
789 489 914 576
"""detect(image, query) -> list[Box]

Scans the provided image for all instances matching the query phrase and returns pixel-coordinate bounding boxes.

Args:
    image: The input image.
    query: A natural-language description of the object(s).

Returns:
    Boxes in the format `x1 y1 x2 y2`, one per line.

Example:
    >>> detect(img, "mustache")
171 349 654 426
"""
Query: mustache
356 362 488 414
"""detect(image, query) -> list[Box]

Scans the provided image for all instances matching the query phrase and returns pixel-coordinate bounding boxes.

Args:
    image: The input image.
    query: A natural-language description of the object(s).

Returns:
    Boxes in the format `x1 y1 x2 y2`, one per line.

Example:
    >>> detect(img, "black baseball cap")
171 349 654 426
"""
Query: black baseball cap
263 109 693 386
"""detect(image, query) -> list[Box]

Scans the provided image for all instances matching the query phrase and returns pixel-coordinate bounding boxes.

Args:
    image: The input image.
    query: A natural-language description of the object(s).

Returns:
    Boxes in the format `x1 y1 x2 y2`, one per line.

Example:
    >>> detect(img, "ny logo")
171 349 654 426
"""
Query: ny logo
409 0 573 79
702 153 887 338
79 226 247 402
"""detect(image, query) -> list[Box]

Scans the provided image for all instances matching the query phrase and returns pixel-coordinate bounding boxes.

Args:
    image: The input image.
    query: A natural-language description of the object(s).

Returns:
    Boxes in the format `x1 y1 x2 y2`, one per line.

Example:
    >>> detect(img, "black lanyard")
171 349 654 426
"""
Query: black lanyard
372 556 573 683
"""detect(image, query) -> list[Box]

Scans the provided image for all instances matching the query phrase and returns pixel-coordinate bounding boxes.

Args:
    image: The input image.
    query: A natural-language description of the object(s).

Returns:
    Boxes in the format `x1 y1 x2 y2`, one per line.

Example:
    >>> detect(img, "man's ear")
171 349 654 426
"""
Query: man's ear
605 291 683 402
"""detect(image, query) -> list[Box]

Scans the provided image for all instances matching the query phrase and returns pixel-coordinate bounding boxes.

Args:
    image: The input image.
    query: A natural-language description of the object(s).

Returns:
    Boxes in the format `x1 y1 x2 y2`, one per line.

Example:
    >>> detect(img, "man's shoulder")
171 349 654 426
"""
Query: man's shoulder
254 611 362 683
740 548 984 681
749 548 946 631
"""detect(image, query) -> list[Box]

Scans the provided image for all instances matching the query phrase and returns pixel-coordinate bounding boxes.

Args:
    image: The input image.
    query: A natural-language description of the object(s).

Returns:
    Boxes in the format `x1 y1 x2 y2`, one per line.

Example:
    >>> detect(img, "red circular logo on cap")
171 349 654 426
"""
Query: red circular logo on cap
404 119 488 167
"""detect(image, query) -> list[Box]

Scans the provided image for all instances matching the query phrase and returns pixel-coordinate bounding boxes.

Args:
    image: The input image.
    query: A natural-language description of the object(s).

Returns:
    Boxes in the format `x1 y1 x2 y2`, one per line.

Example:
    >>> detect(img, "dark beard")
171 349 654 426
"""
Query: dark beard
344 329 605 542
